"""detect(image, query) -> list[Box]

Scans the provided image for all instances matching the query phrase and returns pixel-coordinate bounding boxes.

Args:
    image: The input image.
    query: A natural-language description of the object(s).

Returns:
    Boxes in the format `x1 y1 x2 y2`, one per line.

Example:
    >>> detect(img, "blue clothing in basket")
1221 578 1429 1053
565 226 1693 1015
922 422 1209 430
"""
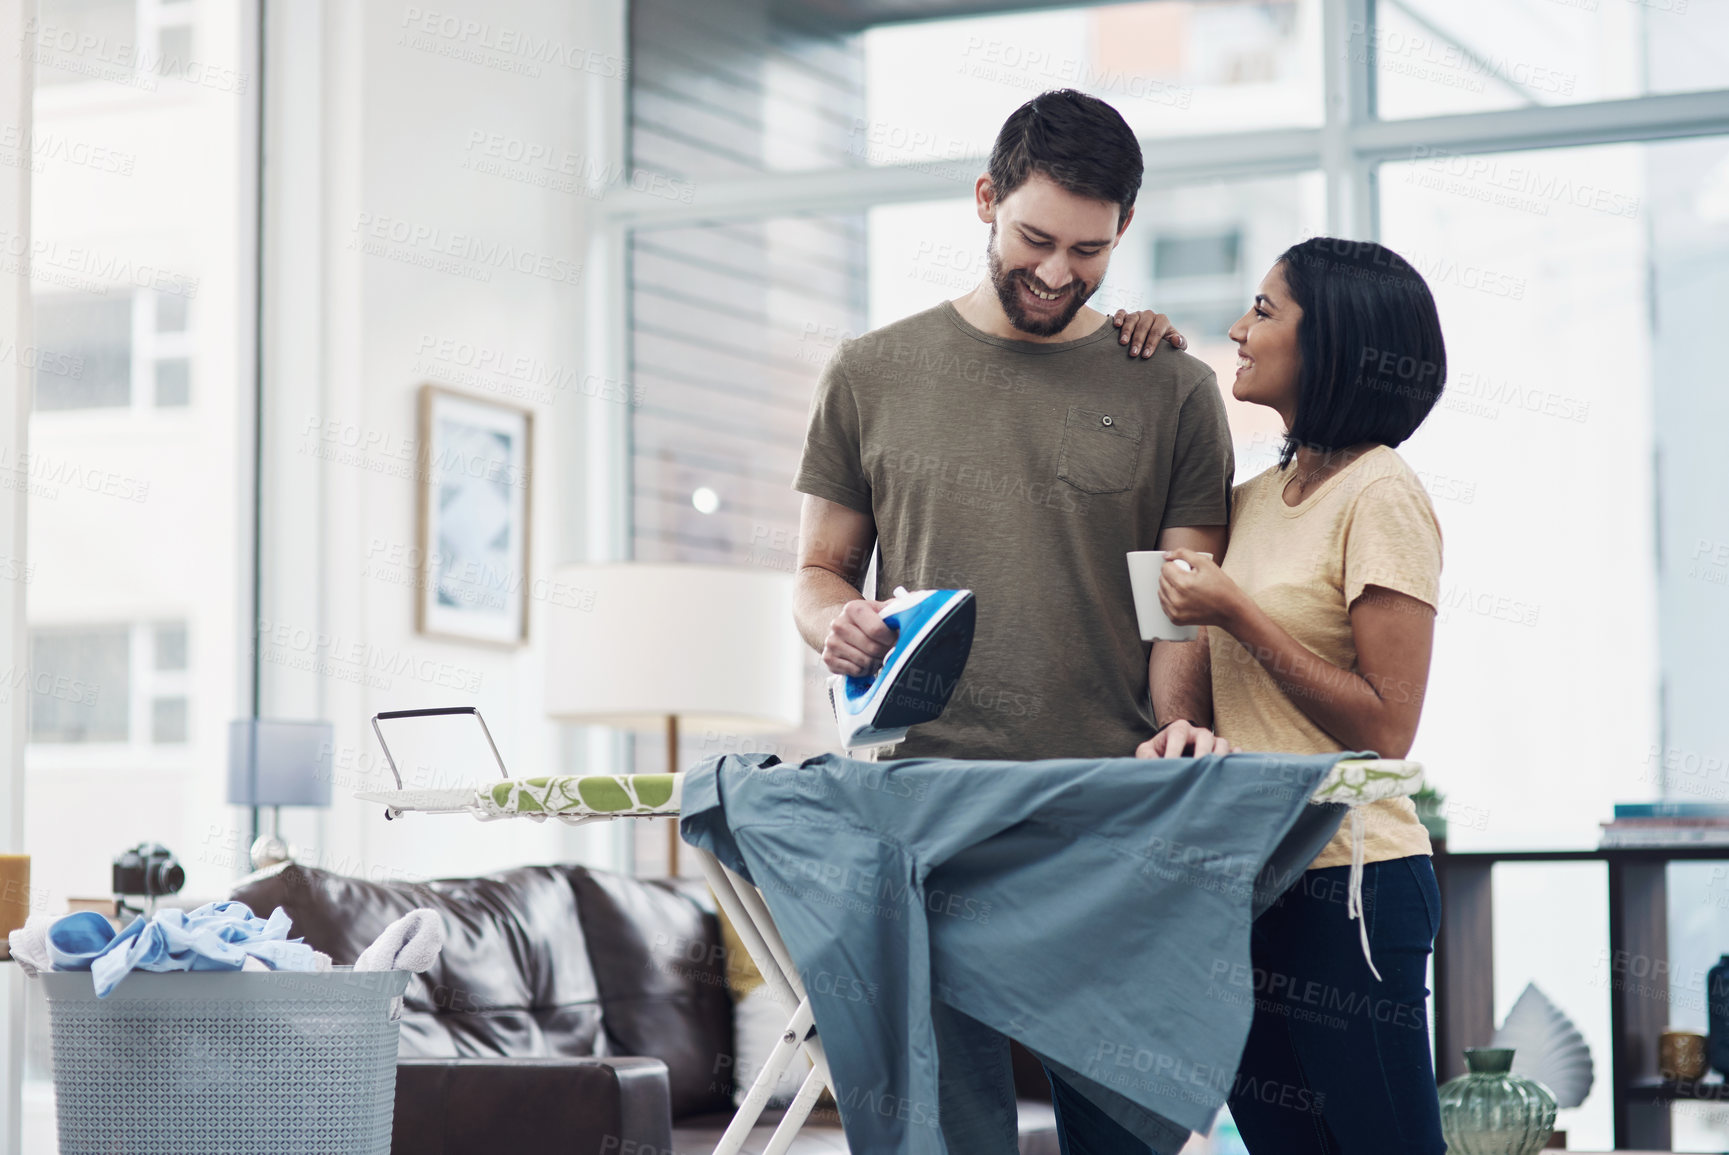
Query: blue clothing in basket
46 900 321 996
679 751 1355 1155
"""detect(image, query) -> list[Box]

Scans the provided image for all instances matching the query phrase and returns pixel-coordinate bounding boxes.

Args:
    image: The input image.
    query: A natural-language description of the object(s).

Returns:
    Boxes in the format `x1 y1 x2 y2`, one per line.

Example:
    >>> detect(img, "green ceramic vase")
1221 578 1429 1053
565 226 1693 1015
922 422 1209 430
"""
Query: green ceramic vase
1438 1048 1558 1155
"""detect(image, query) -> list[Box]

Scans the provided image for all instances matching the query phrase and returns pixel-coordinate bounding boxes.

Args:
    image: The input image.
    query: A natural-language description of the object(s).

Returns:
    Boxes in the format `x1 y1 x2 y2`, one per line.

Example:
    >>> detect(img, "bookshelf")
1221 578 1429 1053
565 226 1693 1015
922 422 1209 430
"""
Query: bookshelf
1431 845 1729 1151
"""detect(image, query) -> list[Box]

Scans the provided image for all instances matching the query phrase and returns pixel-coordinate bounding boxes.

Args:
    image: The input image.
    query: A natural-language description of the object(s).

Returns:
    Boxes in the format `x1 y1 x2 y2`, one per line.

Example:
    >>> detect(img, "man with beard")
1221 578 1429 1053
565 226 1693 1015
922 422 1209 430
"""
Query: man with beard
792 89 1234 1152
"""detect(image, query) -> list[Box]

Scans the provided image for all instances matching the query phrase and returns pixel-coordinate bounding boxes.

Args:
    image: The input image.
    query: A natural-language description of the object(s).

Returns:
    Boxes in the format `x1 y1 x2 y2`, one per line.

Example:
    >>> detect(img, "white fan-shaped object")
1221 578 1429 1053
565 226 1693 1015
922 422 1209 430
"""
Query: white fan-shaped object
1490 982 1595 1108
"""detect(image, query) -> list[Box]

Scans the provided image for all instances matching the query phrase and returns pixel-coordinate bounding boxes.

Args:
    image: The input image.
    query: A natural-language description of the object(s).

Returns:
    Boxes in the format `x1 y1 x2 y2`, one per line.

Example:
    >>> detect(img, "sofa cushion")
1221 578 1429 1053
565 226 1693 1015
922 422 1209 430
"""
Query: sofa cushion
232 861 605 1059
394 1057 672 1155
568 869 733 1118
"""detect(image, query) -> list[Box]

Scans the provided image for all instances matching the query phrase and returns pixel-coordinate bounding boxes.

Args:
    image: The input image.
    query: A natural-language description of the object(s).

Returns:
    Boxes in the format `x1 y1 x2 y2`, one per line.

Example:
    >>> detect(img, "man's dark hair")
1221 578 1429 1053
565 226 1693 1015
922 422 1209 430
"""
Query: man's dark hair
988 89 1143 224
1275 237 1447 469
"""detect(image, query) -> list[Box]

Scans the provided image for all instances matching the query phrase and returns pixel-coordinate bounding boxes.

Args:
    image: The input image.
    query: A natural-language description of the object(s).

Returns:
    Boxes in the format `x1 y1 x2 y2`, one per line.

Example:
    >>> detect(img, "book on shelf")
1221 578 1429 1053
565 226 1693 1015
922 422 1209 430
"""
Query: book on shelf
1614 801 1729 819
1599 823 1729 848
1608 816 1729 828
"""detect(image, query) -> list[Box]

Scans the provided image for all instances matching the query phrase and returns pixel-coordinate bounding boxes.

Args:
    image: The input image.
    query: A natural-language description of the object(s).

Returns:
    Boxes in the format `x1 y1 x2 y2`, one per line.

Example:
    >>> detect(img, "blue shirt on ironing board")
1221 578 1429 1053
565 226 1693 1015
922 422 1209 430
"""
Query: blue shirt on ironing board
681 749 1356 1155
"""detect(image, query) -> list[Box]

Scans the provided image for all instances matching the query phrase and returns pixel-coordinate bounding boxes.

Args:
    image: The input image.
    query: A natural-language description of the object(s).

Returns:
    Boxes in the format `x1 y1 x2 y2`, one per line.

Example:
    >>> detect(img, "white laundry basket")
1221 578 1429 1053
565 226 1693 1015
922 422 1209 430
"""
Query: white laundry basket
40 967 410 1155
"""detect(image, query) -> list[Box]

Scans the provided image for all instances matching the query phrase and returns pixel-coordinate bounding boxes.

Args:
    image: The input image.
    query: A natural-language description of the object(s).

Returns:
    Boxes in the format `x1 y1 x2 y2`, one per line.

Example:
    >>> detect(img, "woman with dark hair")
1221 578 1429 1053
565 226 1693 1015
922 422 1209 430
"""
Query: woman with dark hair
1119 237 1448 1154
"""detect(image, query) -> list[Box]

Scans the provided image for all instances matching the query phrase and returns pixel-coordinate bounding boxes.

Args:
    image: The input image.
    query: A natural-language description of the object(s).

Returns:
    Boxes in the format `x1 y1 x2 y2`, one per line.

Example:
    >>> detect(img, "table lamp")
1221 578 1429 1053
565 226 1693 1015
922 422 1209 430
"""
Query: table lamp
544 562 804 873
226 718 335 870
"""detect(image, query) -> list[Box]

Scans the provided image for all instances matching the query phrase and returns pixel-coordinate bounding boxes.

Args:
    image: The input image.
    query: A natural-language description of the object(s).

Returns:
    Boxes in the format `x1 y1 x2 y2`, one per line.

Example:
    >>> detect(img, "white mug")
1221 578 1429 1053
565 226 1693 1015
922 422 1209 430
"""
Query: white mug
1126 550 1214 642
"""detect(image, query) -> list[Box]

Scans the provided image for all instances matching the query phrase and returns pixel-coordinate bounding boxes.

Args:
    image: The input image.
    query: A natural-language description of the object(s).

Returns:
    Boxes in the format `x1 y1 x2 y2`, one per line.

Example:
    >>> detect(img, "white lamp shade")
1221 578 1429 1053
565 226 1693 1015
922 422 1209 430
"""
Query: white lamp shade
544 562 804 732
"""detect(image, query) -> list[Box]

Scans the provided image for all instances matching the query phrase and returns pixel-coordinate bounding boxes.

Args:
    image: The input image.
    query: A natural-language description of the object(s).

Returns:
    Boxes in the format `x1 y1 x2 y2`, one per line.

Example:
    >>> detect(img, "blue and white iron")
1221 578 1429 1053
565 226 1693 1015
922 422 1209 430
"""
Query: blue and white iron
829 586 976 751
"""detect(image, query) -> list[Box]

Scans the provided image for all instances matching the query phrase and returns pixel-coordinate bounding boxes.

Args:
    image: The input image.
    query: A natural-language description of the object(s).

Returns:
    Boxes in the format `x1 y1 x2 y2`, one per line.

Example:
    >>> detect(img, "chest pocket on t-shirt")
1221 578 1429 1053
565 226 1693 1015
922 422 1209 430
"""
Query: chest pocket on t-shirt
1056 406 1143 495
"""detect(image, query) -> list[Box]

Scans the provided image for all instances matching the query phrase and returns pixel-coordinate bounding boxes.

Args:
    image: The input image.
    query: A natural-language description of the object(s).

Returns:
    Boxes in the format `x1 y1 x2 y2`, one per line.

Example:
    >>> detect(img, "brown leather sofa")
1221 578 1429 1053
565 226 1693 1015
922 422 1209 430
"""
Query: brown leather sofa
232 860 1058 1155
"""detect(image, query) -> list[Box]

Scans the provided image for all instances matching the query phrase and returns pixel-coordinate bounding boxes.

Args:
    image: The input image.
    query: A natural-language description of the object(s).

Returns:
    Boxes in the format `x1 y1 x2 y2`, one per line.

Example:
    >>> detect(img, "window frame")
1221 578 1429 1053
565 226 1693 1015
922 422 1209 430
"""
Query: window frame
26 619 193 761
586 0 1729 554
596 0 1729 228
33 0 204 91
31 288 195 414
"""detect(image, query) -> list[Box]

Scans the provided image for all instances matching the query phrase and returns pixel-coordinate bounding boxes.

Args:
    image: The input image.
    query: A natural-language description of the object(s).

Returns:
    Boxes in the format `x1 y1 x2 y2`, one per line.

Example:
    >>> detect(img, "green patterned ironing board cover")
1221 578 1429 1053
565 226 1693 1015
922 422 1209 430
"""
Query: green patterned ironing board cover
354 758 1420 823
355 774 683 822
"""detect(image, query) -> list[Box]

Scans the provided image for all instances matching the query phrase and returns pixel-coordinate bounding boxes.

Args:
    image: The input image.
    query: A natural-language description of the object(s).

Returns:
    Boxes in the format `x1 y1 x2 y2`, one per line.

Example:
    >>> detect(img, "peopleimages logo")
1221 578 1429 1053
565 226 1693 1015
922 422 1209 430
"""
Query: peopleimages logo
460 130 694 203
413 334 643 407
0 447 149 503
0 666 98 708
0 228 199 298
397 7 629 79
364 536 597 613
256 616 484 694
25 18 250 93
347 212 583 286
1403 253 1526 301
0 124 135 176
0 338 82 380
1348 22 1577 97
300 416 531 489
957 37 1193 108
1443 367 1590 425
846 119 987 180
1405 146 1640 220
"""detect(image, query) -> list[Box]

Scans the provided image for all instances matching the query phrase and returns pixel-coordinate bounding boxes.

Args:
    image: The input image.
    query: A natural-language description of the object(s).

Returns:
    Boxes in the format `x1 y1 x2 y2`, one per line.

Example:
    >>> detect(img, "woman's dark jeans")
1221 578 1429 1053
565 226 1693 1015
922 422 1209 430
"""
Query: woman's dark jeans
1045 855 1445 1155
1228 854 1446 1154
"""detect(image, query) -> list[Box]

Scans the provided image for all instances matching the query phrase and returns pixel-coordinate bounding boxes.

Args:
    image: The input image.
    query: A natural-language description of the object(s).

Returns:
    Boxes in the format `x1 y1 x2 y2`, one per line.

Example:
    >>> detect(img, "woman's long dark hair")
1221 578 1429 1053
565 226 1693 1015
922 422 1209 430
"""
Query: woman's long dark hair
1275 237 1447 469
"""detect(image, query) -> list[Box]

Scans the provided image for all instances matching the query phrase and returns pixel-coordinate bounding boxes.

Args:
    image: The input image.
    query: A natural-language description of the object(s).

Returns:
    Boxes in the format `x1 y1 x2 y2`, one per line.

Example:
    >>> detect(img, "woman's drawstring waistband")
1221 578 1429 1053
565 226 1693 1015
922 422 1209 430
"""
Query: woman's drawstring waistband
1345 807 1381 981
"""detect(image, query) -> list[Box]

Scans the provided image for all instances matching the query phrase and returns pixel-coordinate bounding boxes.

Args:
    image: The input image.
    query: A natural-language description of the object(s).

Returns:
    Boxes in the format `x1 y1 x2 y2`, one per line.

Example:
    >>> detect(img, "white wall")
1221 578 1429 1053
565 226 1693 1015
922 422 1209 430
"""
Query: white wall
256 0 628 885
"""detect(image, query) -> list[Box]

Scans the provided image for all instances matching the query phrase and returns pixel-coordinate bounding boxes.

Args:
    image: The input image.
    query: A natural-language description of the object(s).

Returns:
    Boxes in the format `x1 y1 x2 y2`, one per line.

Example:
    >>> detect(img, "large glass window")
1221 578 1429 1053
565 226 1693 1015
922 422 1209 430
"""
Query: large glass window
32 0 202 89
24 0 252 1139
626 0 868 873
32 294 130 410
32 289 194 411
1381 131 1729 1152
27 626 129 743
1380 135 1729 839
26 621 191 747
864 0 1322 156
629 0 865 179
24 0 251 963
1374 0 1729 119
630 214 865 570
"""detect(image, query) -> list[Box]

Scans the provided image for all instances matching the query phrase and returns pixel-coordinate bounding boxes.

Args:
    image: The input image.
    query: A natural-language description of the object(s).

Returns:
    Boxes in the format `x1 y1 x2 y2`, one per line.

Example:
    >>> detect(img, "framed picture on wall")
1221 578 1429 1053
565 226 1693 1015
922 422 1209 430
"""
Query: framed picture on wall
415 384 534 646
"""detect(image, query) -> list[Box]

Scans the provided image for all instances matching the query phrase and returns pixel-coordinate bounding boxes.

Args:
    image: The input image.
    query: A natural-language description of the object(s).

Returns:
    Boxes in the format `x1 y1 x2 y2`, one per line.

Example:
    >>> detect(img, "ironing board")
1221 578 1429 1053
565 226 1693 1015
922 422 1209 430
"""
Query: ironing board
360 706 835 1155
359 706 1423 1155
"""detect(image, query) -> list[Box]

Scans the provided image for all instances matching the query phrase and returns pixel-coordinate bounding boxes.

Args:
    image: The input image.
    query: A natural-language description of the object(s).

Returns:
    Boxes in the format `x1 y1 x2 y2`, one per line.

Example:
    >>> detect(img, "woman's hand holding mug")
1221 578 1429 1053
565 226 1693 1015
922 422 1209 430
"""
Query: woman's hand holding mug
1157 547 1249 631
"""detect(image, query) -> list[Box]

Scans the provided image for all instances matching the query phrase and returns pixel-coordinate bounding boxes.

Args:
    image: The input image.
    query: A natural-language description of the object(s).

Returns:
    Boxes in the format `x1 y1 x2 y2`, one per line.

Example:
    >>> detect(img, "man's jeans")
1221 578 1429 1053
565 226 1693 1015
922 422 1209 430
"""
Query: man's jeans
1045 1064 1168 1155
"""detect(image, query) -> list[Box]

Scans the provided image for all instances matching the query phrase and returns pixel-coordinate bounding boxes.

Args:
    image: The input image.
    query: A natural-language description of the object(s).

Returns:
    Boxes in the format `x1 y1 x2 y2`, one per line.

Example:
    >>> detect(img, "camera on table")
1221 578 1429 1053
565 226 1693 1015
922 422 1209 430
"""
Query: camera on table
112 842 185 900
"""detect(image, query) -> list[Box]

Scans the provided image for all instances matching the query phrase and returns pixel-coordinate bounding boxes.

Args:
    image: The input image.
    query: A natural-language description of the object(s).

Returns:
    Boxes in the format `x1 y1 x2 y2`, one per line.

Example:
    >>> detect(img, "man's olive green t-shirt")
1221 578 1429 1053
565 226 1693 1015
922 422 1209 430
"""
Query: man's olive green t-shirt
795 301 1234 761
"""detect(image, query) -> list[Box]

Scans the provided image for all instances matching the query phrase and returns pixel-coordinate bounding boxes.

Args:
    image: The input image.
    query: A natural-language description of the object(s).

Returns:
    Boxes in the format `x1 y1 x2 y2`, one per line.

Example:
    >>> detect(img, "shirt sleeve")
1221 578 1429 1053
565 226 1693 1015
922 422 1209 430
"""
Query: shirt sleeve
793 348 871 514
1162 370 1234 527
1343 475 1443 610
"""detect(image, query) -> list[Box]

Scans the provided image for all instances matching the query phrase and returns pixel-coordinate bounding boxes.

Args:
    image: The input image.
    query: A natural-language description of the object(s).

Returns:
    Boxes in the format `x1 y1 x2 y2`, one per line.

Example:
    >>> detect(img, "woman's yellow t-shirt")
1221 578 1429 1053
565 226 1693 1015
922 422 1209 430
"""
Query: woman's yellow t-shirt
1210 445 1441 870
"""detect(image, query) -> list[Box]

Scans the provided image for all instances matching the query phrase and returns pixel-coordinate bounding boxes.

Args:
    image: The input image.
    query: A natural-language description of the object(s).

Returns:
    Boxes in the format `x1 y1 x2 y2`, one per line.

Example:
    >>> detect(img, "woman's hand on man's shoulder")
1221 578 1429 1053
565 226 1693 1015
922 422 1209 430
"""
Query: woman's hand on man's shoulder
1110 309 1188 359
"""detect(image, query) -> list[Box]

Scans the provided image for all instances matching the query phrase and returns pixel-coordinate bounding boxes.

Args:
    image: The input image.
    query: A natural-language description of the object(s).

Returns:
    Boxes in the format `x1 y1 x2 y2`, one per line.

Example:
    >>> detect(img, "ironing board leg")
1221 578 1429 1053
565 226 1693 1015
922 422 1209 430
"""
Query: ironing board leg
712 997 815 1155
691 846 836 1155
762 1068 829 1155
693 849 802 1013
724 862 807 1001
701 854 835 1085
